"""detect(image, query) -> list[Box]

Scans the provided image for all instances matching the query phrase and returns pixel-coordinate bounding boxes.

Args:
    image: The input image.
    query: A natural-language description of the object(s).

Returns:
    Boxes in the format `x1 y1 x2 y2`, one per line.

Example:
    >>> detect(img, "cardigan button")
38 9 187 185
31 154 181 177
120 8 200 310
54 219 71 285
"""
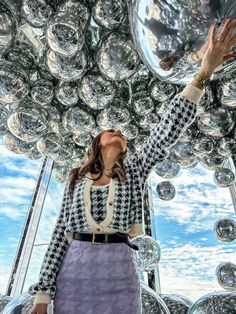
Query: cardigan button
109 202 113 206
96 227 101 232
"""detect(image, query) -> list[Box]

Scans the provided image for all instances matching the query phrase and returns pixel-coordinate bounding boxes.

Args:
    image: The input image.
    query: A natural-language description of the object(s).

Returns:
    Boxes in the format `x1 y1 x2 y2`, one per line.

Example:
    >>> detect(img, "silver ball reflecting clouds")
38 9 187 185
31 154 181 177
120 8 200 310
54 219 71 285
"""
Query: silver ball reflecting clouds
97 32 140 81
214 218 236 242
45 12 84 57
96 100 131 130
46 48 87 81
79 71 117 110
156 181 176 201
0 61 29 104
213 167 235 187
216 262 236 291
92 0 127 29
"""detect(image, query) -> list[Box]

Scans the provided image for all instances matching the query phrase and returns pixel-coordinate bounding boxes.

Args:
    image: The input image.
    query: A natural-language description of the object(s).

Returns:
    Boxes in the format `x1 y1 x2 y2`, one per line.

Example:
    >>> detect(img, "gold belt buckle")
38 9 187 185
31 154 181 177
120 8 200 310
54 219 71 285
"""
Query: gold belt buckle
92 233 102 245
92 233 109 244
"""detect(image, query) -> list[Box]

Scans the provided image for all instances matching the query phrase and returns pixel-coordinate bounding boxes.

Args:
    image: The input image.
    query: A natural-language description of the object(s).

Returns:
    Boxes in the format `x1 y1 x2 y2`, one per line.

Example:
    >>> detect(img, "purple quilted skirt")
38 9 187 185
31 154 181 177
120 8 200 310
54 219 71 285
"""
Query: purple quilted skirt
53 238 142 314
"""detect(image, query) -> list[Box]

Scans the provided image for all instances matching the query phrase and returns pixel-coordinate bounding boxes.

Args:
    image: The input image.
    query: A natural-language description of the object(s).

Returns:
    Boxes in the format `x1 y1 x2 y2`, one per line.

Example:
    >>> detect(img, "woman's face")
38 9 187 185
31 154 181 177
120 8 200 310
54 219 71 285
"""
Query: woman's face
99 129 127 153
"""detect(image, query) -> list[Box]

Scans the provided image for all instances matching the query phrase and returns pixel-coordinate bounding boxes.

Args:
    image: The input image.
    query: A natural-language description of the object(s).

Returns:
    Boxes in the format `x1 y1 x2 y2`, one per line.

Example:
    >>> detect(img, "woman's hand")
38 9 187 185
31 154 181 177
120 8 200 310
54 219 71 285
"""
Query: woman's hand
29 303 48 314
199 18 236 77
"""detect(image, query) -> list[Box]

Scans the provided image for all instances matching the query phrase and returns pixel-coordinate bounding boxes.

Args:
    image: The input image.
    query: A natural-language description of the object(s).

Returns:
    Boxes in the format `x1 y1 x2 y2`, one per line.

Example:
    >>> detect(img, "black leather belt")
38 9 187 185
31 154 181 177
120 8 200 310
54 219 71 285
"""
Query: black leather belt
73 232 139 251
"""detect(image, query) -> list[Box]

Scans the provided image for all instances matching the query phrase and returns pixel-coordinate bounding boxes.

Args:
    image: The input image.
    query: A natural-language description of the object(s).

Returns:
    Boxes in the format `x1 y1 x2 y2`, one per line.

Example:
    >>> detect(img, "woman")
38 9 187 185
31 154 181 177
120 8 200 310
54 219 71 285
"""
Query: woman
29 19 236 314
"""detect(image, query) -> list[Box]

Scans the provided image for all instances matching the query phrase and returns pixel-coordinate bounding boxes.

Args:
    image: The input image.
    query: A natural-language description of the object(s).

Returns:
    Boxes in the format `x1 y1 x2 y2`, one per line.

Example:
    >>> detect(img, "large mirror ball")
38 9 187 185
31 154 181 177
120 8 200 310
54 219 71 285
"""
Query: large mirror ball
130 0 236 84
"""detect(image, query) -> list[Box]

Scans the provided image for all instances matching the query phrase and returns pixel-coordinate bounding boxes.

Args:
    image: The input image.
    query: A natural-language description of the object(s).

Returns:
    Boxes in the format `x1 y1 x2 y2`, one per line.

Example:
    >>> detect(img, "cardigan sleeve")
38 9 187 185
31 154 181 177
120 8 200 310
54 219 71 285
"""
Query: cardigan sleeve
27 181 71 305
126 83 204 183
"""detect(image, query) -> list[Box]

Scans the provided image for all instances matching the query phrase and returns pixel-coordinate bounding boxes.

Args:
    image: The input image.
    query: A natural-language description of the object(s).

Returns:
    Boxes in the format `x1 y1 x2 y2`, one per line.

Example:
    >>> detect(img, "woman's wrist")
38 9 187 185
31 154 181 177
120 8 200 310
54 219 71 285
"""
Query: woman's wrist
198 68 213 77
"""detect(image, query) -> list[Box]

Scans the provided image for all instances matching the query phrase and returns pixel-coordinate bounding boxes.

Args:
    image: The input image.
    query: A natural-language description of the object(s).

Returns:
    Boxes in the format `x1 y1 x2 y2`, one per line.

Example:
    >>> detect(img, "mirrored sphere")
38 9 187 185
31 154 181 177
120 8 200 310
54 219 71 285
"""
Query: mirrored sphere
1 291 53 314
0 294 12 312
170 141 194 162
53 163 70 183
0 4 16 54
25 145 43 160
188 291 236 314
0 61 29 104
55 81 79 106
133 95 154 116
92 0 127 29
131 235 161 271
73 132 92 147
216 262 236 291
201 151 225 170
192 135 215 157
0 107 9 135
62 105 96 135
122 121 139 140
52 141 74 164
221 78 236 108
7 98 49 142
97 32 140 81
96 100 131 130
31 79 54 106
217 138 236 157
3 132 33 154
213 167 235 187
197 107 235 137
46 12 84 57
79 72 116 110
156 181 176 201
141 281 170 314
134 132 149 152
154 159 180 179
130 0 236 84
58 0 90 29
149 80 176 102
46 49 87 81
160 294 192 314
214 218 236 242
6 40 37 75
37 132 63 157
22 0 53 28
139 112 160 130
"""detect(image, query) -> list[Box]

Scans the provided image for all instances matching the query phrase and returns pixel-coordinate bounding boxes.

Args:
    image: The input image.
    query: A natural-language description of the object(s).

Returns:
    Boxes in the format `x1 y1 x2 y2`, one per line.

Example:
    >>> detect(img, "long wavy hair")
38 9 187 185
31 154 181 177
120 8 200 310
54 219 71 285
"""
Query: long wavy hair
68 129 127 198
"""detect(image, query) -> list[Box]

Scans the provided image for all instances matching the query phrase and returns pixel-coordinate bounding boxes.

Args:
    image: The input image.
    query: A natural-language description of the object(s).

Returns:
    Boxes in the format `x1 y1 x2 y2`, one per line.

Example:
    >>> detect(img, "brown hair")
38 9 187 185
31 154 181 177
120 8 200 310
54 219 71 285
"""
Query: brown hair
68 130 127 198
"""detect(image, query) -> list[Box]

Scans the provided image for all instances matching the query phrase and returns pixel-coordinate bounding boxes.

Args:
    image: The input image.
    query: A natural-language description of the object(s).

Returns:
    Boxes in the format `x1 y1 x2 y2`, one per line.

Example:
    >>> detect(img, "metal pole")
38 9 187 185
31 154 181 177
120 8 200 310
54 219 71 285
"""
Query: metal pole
6 157 54 296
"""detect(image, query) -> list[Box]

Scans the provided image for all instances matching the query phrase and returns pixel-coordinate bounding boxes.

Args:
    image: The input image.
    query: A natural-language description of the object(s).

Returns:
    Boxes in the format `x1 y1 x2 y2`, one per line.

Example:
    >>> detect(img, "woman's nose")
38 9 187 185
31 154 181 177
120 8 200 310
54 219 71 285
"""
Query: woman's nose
115 129 122 134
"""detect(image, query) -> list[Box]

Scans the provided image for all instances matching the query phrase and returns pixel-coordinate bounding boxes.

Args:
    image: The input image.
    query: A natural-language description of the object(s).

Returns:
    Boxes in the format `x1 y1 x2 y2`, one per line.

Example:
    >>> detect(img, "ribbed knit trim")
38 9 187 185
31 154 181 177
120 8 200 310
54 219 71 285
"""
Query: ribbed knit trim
84 172 115 231
34 293 51 305
180 83 205 104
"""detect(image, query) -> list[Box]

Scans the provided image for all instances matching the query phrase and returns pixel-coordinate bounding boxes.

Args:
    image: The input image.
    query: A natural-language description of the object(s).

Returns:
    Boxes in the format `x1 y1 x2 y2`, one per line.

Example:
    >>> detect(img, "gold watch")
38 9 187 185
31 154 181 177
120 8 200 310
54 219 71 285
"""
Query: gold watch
193 73 211 88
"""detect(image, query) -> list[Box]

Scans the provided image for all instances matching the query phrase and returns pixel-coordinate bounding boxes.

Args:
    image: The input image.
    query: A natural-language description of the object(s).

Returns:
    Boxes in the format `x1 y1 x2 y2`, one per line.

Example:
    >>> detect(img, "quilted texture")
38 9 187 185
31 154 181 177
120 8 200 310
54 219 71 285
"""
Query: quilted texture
53 240 142 314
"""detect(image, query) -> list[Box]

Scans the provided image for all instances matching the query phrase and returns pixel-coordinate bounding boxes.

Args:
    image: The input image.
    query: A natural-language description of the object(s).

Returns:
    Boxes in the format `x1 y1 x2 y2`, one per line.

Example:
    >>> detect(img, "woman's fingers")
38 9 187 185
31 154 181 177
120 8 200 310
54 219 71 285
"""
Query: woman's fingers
218 19 236 42
217 18 231 41
209 24 217 45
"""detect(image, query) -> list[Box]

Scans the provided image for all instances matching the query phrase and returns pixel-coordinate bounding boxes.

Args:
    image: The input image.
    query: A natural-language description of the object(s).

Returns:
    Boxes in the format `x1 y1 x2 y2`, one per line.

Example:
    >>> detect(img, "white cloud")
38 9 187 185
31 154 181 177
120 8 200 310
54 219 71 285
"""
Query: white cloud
0 263 11 294
158 242 236 300
149 165 235 233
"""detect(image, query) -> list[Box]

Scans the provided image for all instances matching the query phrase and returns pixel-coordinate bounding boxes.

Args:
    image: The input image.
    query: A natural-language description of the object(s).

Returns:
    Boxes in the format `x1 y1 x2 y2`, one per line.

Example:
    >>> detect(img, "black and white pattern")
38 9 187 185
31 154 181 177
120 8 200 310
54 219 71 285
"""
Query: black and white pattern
90 185 109 223
28 84 204 304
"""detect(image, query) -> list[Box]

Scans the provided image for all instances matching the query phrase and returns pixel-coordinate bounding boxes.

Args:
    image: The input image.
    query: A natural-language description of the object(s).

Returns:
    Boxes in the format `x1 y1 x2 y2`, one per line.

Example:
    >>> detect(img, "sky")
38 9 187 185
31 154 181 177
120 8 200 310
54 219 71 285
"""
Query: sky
0 137 236 303
148 163 236 301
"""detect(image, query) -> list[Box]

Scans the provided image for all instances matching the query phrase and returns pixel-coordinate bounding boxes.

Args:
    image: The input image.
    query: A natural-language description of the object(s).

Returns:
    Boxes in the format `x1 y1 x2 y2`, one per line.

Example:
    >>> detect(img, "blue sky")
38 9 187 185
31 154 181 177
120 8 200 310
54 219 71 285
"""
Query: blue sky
148 164 236 300
0 136 236 302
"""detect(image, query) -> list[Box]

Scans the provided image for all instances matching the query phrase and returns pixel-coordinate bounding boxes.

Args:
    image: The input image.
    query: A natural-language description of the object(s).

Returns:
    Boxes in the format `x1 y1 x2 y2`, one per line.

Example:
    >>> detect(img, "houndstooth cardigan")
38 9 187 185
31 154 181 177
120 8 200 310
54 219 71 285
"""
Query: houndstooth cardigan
28 84 204 304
